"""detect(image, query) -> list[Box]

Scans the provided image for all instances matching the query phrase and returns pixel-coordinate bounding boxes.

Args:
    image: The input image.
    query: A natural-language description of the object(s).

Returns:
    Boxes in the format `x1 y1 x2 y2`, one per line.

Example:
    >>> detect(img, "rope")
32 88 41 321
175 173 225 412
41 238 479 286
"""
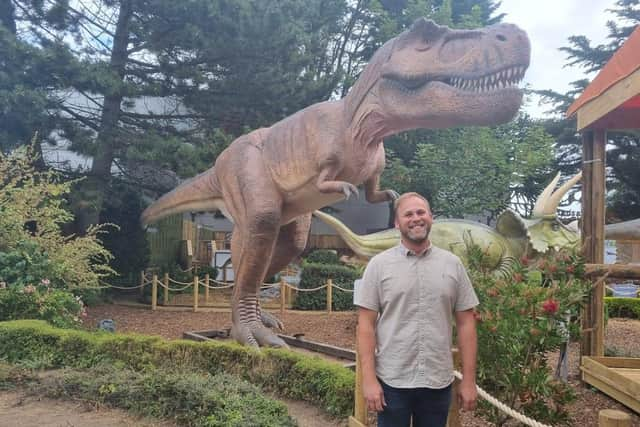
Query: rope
199 280 234 289
331 283 354 293
157 281 192 292
453 371 552 427
286 283 328 292
167 277 194 286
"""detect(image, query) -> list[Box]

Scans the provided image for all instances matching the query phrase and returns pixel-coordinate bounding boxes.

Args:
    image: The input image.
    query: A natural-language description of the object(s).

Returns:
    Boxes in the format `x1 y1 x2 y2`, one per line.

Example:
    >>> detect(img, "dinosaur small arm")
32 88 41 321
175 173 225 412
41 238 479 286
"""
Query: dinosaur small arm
141 18 531 348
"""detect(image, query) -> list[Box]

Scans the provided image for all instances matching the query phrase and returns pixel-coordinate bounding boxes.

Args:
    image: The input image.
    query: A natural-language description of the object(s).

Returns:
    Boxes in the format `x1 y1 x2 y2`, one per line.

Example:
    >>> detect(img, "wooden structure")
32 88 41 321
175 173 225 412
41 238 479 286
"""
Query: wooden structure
566 24 640 412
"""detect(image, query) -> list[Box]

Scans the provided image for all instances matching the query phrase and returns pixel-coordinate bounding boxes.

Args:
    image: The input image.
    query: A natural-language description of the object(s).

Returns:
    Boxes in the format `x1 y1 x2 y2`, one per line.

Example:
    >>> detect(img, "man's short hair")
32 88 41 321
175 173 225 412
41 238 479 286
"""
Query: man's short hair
393 192 431 218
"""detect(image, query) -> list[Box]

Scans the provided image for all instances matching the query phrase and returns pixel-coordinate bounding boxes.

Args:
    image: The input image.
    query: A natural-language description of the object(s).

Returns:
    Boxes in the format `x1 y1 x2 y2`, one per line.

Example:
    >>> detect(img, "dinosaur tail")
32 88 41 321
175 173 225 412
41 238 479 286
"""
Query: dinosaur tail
312 210 398 258
141 168 228 226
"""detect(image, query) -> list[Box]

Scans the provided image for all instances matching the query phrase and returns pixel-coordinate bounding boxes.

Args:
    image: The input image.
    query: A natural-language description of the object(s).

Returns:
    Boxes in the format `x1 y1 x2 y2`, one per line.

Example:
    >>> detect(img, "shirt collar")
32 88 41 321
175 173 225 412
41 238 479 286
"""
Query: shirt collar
399 241 432 257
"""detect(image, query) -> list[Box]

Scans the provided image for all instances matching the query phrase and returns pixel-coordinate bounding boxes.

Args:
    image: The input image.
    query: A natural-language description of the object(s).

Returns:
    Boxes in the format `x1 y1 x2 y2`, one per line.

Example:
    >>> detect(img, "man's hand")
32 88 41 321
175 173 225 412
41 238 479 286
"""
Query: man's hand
363 377 386 412
457 379 477 411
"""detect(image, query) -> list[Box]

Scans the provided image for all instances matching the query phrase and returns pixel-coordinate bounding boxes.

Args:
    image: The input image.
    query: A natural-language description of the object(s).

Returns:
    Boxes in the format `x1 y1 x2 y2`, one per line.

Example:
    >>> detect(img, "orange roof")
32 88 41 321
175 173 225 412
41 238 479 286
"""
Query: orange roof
567 25 640 117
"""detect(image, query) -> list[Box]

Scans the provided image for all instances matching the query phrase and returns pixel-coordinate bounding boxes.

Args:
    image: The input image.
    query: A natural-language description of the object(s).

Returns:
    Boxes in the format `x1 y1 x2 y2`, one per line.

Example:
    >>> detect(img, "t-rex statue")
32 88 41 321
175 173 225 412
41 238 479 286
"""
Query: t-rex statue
141 18 531 348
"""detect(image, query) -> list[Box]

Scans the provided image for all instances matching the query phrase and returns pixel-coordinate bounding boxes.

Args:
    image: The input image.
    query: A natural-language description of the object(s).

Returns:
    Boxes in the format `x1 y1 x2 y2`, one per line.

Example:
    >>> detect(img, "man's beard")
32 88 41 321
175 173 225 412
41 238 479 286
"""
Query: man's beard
401 224 430 244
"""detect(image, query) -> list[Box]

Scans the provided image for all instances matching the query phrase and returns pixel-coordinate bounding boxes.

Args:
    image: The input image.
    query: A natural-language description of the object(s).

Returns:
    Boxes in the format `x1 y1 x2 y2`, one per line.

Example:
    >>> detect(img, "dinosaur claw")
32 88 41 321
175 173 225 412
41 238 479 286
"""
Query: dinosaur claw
387 189 400 201
261 311 284 330
342 183 359 199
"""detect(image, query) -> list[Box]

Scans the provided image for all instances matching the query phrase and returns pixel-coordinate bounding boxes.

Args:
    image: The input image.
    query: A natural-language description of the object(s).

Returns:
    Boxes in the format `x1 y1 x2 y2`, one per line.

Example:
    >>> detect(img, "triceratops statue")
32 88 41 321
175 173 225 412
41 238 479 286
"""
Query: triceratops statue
313 172 583 271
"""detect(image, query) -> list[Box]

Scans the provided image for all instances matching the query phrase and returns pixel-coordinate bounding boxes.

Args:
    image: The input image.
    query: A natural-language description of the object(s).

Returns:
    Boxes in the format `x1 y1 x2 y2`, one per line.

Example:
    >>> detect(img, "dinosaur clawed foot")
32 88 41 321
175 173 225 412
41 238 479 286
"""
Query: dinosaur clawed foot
231 320 289 349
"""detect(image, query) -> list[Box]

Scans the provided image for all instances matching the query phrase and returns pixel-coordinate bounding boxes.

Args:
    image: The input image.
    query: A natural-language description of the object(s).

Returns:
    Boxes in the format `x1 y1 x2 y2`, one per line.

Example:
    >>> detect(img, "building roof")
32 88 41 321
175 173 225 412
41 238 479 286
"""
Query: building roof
566 25 640 130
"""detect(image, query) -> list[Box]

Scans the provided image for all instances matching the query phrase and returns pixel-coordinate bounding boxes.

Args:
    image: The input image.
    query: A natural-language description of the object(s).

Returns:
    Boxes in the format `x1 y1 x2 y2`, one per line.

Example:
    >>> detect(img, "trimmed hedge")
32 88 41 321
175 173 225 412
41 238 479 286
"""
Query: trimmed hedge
606 297 640 319
293 263 360 311
0 320 354 417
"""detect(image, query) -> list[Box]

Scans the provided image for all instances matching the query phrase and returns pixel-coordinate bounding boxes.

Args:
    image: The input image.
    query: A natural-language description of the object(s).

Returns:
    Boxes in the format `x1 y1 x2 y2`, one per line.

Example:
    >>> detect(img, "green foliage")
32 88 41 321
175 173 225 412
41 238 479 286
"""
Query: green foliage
468 248 591 426
0 145 115 289
605 297 640 319
293 262 359 311
0 288 84 329
35 364 295 427
304 249 340 265
382 115 555 220
0 320 355 417
99 181 150 279
537 0 640 220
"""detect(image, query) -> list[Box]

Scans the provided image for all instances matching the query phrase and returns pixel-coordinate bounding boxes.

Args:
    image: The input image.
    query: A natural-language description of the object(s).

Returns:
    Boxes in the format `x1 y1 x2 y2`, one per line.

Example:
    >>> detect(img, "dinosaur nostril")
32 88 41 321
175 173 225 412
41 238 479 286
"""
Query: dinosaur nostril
496 34 507 42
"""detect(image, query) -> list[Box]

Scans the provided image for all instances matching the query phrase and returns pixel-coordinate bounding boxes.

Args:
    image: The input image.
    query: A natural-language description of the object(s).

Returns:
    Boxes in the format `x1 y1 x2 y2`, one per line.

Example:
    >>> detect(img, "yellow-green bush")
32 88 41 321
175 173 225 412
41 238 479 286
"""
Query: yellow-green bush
606 297 640 319
0 320 354 417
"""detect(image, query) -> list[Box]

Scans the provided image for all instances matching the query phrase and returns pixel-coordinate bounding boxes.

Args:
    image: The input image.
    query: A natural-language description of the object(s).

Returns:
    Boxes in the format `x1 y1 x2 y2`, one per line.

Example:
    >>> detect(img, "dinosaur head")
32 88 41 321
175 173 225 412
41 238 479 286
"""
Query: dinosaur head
347 18 530 132
496 173 582 255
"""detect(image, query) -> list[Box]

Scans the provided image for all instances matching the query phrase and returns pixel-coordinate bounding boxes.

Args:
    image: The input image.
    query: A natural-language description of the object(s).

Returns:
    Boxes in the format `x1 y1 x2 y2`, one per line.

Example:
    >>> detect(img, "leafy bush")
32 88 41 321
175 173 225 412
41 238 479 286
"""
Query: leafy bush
305 249 340 265
35 364 295 426
469 249 591 426
0 288 84 328
0 320 354 417
605 297 640 319
0 143 114 289
293 262 360 311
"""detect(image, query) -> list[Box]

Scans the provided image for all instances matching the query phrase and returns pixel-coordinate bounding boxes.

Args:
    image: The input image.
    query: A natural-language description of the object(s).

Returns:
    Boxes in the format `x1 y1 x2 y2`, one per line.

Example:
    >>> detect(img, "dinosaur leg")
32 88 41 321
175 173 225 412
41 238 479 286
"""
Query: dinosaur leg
258 214 312 331
219 145 288 348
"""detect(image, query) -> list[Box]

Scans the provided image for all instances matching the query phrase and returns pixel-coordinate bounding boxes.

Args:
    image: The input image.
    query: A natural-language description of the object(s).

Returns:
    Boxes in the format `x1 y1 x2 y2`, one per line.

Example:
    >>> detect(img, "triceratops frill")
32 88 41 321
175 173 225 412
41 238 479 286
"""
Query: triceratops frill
312 172 583 271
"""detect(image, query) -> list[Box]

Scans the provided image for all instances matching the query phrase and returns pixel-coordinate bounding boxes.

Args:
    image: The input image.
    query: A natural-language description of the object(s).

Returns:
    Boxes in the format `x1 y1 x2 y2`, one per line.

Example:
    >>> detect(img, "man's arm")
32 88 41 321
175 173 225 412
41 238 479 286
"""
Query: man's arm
455 308 478 411
357 307 386 412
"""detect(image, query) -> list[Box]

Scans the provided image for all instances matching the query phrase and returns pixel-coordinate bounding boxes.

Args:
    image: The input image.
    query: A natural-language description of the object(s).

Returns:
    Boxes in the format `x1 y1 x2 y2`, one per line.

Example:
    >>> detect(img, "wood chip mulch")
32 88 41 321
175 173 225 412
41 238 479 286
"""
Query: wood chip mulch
84 303 640 426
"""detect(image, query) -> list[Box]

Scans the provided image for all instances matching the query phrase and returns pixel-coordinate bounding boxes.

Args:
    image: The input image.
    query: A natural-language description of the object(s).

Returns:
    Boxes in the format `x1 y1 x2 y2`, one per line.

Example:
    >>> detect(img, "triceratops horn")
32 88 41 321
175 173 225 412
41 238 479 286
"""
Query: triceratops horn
532 172 582 218
532 173 561 217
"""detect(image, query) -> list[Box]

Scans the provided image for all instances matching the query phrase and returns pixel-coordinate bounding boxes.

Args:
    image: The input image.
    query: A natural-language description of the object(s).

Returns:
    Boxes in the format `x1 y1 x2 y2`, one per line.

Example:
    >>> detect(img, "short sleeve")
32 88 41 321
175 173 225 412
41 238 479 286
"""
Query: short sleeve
354 256 381 312
454 260 479 312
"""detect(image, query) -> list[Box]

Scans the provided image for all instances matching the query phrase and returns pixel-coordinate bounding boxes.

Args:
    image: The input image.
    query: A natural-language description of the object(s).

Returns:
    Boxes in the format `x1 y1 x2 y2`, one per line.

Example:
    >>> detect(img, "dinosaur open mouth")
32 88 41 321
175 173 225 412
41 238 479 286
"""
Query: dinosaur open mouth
385 65 527 94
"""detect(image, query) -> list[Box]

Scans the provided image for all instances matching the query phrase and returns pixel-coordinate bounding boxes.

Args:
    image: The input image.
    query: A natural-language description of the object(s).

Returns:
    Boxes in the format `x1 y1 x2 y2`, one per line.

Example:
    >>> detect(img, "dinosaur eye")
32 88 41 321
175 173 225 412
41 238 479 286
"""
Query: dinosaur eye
551 223 559 231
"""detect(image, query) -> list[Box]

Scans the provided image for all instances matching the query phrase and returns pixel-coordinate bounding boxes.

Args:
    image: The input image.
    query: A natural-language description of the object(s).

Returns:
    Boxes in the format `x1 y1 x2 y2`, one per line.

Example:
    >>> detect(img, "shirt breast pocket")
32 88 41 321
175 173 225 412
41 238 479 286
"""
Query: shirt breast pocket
380 266 419 318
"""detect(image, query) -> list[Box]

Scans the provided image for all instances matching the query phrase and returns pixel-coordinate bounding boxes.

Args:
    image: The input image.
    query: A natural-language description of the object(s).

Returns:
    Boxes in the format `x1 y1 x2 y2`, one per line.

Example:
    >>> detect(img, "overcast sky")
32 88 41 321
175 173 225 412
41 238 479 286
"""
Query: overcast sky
497 0 617 118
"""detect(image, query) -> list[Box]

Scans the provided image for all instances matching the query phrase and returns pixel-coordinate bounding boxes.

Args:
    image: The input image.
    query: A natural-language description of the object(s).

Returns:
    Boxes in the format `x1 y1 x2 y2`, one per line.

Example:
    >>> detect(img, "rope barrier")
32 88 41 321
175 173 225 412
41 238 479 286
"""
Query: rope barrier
158 281 192 292
331 283 355 293
199 281 234 289
167 277 194 286
453 371 552 427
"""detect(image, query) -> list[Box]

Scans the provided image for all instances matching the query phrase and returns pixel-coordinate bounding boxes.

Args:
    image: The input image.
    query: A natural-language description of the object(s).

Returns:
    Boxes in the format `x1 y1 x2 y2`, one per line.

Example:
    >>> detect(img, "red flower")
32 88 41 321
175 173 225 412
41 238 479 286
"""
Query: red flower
542 298 560 315
566 265 575 274
520 256 529 266
513 273 524 283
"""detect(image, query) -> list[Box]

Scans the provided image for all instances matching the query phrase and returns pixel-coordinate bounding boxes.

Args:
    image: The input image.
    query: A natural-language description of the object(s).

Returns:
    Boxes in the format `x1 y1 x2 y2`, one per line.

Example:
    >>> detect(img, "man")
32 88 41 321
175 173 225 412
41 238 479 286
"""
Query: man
354 192 478 427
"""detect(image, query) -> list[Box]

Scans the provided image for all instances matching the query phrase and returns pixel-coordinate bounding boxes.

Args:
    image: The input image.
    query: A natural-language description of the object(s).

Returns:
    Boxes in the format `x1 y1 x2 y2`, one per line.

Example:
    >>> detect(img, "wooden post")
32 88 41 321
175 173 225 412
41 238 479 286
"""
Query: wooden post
280 277 286 316
352 325 368 426
446 349 461 427
327 278 333 314
204 273 210 304
193 275 199 312
599 409 631 427
151 274 158 311
582 129 606 357
163 273 169 305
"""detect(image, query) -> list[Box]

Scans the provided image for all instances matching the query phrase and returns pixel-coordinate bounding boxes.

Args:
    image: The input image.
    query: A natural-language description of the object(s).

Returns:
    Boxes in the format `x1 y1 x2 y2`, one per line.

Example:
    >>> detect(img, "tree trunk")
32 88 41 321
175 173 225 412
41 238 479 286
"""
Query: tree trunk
74 0 133 232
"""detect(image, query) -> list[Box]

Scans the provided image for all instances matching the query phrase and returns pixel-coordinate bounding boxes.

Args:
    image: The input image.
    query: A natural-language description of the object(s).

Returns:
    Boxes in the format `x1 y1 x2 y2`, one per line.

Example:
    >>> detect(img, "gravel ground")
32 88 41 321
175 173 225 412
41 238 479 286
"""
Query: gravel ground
84 303 640 426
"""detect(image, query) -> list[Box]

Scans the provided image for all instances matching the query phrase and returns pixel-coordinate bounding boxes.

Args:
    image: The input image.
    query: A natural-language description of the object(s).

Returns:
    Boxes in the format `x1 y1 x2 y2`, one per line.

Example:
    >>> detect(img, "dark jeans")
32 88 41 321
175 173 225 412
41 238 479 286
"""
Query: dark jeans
378 380 452 427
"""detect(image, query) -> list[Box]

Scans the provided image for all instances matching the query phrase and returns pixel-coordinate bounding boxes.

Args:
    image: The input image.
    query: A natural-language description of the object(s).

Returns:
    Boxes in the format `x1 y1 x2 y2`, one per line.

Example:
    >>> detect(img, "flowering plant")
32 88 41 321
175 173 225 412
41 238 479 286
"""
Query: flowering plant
467 248 591 426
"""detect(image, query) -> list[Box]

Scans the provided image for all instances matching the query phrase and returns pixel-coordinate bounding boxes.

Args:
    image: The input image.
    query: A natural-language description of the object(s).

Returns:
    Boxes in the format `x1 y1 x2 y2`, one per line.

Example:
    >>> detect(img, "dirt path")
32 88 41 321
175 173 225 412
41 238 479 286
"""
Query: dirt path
0 389 175 427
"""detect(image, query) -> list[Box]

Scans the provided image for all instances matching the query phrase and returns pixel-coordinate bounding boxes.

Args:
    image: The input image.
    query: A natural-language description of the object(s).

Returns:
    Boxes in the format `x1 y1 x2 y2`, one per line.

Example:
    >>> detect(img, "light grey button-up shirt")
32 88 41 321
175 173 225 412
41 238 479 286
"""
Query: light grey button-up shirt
354 243 479 389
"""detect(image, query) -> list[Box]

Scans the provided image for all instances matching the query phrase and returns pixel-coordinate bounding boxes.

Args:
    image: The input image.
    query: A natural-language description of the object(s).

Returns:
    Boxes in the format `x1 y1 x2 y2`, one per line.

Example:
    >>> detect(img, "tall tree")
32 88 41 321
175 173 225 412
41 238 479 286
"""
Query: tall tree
537 0 640 220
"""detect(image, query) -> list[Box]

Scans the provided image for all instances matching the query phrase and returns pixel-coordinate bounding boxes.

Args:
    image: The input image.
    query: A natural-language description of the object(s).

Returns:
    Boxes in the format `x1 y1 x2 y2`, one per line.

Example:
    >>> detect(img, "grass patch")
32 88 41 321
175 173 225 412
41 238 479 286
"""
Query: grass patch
32 363 296 427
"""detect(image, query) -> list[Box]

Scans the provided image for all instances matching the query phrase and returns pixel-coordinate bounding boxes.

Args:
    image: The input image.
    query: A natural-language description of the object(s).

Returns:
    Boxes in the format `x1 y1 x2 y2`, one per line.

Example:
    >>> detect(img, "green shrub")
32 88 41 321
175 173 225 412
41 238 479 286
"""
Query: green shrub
605 297 640 319
293 263 359 311
0 320 354 417
469 249 590 426
35 364 295 426
305 249 340 265
0 288 84 328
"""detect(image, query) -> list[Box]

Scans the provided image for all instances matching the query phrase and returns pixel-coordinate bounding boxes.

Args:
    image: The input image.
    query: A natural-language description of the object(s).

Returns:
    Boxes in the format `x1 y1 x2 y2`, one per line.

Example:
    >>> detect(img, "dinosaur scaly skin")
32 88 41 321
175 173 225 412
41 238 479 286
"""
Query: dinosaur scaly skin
141 19 531 348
